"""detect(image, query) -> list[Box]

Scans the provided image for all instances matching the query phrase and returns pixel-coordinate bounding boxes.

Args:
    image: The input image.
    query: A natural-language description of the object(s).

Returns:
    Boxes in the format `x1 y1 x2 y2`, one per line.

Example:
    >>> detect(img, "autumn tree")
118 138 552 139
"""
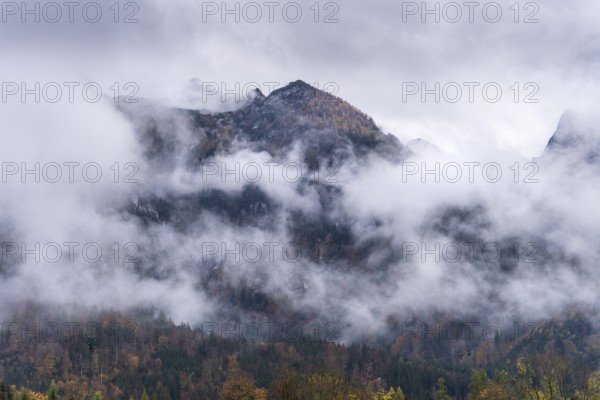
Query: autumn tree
575 371 600 399
268 370 302 400
303 374 344 400
477 385 512 400
538 353 572 399
219 356 257 400
372 387 407 400
254 388 268 400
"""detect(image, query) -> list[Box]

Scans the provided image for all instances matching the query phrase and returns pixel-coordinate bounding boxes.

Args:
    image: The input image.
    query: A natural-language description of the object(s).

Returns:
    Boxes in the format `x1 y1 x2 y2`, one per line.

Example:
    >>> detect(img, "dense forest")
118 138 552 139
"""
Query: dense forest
1 303 600 399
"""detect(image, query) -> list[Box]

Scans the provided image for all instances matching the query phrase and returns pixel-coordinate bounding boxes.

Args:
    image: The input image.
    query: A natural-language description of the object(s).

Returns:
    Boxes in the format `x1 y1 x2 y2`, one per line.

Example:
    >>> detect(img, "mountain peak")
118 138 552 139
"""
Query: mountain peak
541 112 600 165
407 138 441 154
289 79 312 88
248 87 266 100
119 78 408 169
283 79 313 90
267 80 318 101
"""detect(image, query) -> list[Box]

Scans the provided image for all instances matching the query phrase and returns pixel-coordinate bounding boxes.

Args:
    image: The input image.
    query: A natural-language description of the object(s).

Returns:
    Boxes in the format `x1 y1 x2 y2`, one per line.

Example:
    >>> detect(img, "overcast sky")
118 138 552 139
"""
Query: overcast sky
2 0 599 158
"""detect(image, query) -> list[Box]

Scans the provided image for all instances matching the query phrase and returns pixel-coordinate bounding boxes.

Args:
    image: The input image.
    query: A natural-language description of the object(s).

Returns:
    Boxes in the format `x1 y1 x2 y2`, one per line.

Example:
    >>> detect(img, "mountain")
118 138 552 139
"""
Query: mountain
112 81 593 331
540 112 600 165
115 80 410 320
3 82 600 400
406 138 442 154
119 80 408 172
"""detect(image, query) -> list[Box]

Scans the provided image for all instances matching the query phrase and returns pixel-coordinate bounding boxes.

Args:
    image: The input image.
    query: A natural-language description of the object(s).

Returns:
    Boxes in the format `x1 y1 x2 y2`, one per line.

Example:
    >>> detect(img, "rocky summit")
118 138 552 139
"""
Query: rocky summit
119 80 408 172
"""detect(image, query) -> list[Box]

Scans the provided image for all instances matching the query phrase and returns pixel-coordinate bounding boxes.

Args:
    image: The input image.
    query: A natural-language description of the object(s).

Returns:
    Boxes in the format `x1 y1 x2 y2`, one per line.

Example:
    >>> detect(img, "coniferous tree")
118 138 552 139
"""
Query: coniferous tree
47 381 59 400
0 382 12 400
434 378 451 400
469 369 489 399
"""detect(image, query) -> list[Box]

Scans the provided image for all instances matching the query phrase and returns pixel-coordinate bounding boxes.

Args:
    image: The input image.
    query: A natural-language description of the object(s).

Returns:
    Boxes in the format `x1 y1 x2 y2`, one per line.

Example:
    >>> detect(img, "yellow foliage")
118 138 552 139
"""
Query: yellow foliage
477 385 511 400
254 388 268 400
13 387 47 400
128 354 140 369
371 387 407 400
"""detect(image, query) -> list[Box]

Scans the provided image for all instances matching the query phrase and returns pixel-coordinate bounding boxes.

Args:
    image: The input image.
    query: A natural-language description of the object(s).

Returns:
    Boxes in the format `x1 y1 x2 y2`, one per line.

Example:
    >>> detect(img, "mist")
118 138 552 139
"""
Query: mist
2 0 600 345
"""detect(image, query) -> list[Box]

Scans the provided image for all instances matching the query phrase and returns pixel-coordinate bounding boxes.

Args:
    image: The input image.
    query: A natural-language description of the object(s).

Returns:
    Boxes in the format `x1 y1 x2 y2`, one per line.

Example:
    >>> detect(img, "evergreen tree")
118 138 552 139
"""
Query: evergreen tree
0 382 12 400
47 381 59 400
469 369 489 399
434 378 452 400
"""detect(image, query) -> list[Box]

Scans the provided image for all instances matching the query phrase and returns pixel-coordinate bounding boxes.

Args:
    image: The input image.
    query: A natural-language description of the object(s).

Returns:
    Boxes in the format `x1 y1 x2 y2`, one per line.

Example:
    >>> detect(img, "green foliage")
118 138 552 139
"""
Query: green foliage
303 374 344 400
469 369 489 399
371 387 407 400
47 381 59 400
434 378 452 400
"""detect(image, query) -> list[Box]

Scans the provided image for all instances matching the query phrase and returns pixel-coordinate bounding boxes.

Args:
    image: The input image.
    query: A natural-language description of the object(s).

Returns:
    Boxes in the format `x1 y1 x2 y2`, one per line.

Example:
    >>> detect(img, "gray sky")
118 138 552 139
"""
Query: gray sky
2 0 599 157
